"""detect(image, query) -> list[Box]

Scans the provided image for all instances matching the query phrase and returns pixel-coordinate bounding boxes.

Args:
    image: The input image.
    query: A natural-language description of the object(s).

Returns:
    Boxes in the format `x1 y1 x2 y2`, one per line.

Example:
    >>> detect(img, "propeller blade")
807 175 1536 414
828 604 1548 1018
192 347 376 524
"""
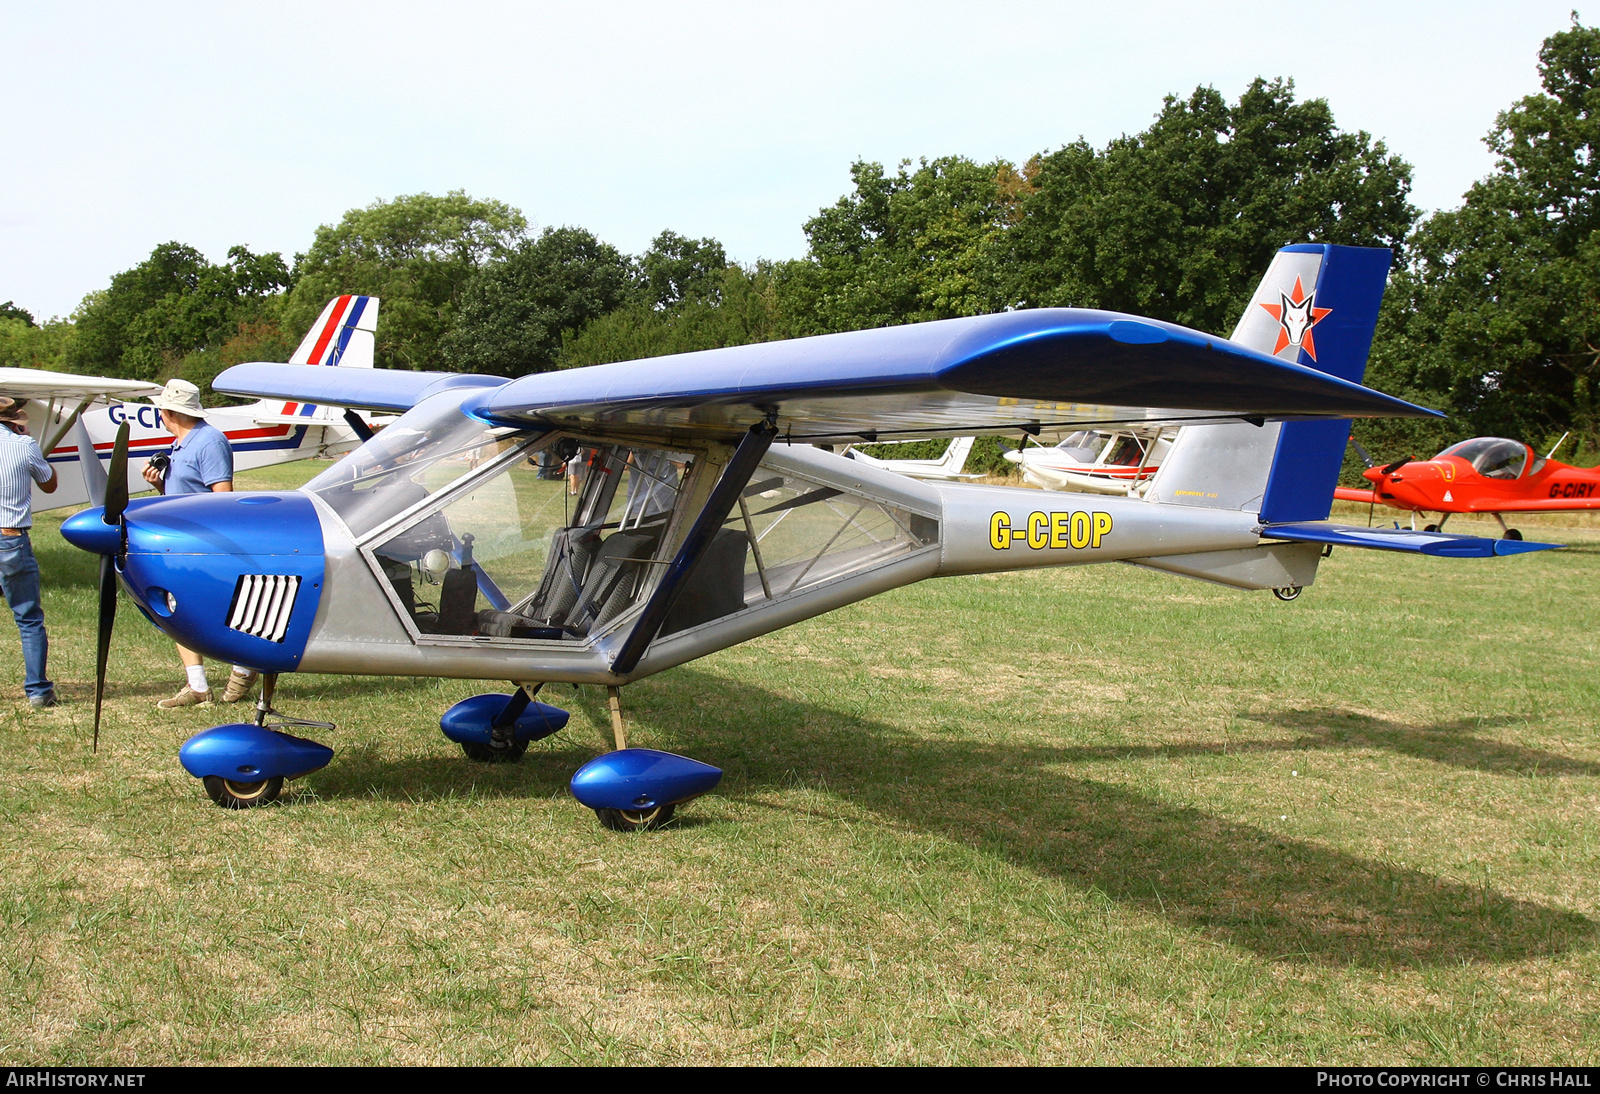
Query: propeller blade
92 421 130 751
1380 456 1413 476
93 554 116 752
103 420 130 523
1349 438 1376 469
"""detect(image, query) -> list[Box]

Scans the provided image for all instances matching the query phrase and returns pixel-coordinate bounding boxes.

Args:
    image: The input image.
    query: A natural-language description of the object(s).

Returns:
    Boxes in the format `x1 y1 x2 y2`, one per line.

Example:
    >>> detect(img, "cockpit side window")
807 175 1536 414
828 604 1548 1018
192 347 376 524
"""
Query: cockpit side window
366 438 695 643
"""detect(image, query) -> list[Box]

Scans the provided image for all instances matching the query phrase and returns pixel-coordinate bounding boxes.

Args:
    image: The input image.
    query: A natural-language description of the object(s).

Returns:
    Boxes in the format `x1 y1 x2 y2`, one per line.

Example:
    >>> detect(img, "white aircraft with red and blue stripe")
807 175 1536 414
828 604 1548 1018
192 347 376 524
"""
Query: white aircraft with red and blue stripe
24 296 385 512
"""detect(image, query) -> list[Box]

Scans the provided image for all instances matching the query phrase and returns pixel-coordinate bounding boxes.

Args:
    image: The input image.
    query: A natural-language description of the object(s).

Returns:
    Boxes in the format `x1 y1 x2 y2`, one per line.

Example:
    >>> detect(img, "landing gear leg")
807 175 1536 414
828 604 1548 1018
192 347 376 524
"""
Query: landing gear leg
584 685 677 832
1492 513 1522 540
254 673 337 735
607 685 628 751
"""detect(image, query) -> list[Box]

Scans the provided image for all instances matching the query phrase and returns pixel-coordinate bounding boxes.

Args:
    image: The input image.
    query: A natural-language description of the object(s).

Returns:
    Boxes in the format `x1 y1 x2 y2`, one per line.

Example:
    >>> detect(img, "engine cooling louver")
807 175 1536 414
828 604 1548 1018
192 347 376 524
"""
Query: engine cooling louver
226 575 301 643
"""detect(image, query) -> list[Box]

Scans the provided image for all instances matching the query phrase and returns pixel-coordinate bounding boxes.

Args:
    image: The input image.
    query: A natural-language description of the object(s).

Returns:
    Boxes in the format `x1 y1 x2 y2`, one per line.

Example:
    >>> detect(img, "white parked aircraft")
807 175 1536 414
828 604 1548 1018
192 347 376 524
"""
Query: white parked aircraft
18 296 386 512
839 436 978 481
1002 428 1173 494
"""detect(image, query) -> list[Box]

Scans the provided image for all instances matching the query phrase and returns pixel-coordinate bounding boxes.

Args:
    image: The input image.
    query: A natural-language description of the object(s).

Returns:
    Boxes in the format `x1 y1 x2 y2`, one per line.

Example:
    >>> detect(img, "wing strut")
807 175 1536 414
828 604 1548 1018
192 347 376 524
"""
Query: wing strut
611 420 777 675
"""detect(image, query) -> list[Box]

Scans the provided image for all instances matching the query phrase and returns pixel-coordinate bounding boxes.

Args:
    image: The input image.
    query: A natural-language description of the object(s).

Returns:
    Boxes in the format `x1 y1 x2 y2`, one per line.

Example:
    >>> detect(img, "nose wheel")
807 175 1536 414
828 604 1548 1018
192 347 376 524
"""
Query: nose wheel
178 674 336 810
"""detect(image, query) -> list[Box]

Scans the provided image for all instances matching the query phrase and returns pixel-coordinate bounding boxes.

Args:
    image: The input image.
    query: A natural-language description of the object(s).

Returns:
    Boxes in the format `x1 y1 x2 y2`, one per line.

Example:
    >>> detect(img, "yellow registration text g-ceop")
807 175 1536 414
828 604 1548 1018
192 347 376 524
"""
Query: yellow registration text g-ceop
989 510 1113 551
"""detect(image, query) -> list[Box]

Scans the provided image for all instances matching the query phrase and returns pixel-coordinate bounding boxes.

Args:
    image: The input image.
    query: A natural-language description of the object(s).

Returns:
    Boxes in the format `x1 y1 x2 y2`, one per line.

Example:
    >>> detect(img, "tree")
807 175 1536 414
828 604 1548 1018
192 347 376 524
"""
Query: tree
0 302 34 327
66 242 290 382
559 264 785 368
0 317 74 371
776 157 1026 335
284 191 526 369
1366 19 1600 454
67 242 208 376
639 230 728 309
1001 79 1417 336
441 227 637 376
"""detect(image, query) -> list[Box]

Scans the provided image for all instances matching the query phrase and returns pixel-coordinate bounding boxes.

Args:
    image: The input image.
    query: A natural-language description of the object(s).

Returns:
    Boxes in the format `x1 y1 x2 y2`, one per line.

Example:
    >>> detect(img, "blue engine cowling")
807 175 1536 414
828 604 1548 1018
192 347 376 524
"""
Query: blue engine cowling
179 724 335 782
438 694 570 745
569 749 723 811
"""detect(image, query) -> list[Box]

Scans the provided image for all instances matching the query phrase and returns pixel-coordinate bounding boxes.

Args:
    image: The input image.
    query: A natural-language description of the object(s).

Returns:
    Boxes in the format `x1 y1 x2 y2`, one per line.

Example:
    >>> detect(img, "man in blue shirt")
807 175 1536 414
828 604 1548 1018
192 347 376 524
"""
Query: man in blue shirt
0 397 58 708
143 380 257 709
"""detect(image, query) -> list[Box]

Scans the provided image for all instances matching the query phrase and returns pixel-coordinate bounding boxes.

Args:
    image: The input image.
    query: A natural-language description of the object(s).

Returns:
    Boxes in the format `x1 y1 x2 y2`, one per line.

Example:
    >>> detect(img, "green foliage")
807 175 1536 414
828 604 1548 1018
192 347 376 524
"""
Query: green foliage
285 191 527 370
640 229 727 309
558 264 785 368
67 242 207 377
175 318 302 407
441 227 636 376
776 157 1025 335
1000 79 1417 335
1368 18 1600 454
0 317 74 372
65 243 290 383
0 301 35 327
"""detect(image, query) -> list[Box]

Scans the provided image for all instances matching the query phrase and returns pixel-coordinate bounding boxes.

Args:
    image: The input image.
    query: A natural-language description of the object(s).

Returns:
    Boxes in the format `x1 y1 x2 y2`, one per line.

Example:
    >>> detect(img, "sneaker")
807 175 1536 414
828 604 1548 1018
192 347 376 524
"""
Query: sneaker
221 669 258 704
157 685 213 710
28 692 57 709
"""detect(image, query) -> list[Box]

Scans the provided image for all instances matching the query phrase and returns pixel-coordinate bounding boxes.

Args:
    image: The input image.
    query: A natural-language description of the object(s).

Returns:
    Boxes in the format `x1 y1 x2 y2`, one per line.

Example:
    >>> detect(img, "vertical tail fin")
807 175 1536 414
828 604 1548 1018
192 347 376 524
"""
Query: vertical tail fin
1144 244 1391 521
289 295 379 369
937 436 975 474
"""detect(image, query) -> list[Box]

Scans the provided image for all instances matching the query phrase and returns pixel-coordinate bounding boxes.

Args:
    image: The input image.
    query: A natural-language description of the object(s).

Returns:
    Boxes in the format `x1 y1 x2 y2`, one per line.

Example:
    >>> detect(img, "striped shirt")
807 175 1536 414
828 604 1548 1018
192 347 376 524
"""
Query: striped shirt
0 428 52 529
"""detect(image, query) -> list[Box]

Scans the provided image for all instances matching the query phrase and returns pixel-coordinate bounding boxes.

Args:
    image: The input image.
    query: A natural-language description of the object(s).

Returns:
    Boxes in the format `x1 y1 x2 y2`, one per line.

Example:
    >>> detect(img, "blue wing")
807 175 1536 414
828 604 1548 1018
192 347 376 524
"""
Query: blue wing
215 307 1438 443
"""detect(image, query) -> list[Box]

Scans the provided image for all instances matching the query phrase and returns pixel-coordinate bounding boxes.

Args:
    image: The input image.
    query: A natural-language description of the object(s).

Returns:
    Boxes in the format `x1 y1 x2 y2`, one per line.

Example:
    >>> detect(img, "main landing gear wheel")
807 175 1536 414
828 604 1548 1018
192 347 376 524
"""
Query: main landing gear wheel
1503 528 1523 541
459 739 528 764
202 775 284 810
594 804 676 832
1272 586 1302 602
1424 523 1441 533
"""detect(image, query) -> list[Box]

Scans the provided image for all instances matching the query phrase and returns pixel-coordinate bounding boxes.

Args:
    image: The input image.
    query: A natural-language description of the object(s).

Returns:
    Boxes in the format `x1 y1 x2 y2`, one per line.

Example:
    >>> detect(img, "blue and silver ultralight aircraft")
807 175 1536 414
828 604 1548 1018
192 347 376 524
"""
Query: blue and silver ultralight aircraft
60 244 1557 828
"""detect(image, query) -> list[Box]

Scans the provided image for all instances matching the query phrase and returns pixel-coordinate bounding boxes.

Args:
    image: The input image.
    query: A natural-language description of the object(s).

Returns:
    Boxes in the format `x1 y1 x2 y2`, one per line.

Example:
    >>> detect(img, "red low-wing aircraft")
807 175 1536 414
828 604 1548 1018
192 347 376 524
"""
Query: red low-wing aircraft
1334 435 1600 538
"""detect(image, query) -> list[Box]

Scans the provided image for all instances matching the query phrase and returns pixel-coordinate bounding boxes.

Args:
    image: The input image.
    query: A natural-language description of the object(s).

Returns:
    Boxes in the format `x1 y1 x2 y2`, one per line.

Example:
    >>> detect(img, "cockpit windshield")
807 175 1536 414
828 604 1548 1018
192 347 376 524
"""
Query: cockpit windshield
305 393 529 538
1437 437 1528 480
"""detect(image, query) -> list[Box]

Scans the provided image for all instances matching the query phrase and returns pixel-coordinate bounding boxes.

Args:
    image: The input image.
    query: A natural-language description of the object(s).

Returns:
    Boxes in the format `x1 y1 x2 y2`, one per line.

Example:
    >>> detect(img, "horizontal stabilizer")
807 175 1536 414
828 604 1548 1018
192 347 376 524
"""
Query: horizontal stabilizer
214 363 507 412
1261 522 1561 557
461 308 1439 444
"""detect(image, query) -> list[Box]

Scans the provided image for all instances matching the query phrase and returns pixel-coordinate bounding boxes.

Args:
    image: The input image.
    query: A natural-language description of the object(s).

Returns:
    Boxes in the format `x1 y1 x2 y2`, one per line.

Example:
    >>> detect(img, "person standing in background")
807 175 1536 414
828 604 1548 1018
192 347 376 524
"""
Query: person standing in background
142 379 259 709
0 397 58 708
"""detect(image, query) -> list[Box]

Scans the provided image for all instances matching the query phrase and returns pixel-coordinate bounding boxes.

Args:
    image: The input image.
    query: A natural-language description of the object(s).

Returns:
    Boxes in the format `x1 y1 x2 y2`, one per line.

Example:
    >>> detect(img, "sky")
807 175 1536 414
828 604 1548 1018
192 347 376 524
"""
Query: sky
0 0 1585 320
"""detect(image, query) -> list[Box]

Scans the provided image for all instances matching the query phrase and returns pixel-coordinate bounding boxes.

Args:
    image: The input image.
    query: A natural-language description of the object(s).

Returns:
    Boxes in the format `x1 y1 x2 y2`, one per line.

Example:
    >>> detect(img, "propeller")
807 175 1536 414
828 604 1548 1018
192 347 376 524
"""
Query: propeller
92 421 130 752
1379 456 1412 475
1347 436 1380 527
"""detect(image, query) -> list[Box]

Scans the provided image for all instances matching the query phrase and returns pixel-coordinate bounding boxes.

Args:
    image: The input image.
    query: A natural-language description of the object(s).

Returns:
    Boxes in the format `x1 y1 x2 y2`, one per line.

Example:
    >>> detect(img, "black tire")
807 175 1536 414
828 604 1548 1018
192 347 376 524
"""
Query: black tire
1272 586 1302 602
1503 528 1523 541
460 739 528 763
202 775 283 810
1423 523 1441 533
595 803 676 832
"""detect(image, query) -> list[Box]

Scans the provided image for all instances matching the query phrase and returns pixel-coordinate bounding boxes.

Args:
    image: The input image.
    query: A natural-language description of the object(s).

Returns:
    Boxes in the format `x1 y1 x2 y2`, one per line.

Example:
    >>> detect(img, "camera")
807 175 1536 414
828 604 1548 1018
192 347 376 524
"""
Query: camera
147 454 170 477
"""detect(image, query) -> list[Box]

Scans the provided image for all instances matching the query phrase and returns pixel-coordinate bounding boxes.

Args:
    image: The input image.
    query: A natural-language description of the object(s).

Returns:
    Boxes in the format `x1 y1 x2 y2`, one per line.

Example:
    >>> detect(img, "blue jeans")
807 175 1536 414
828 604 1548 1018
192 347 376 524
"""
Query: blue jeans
0 533 51 700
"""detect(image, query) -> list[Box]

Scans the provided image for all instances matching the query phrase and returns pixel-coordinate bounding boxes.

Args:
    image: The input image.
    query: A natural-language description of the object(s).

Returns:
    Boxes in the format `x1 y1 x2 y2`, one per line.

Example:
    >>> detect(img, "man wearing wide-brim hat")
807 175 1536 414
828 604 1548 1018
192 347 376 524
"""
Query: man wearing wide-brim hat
143 379 258 708
0 396 59 708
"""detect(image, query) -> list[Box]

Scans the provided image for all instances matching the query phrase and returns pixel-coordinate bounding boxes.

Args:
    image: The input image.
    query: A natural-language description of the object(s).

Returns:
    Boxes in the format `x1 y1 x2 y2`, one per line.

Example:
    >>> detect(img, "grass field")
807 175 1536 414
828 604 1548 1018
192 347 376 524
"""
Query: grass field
1 463 1597 1064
